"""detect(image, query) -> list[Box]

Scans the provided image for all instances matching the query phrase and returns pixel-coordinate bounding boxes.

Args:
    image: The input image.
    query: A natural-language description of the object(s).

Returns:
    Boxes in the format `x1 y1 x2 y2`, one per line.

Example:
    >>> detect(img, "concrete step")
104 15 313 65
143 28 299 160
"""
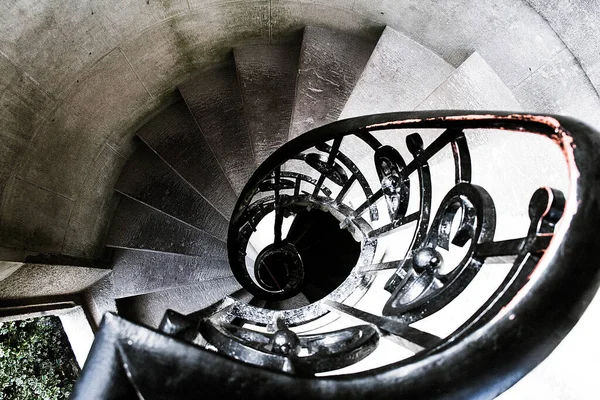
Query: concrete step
105 196 227 259
111 249 233 299
368 53 567 238
179 62 256 195
337 26 455 178
115 276 242 328
136 101 237 219
355 52 522 173
340 26 454 119
235 44 300 164
115 144 228 242
416 52 521 111
289 26 376 139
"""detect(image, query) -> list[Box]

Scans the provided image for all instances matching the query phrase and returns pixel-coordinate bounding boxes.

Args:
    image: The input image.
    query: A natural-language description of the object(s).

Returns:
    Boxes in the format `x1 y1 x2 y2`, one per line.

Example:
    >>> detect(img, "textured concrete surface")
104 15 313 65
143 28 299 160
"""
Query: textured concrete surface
116 276 242 328
115 145 228 242
137 101 238 219
105 197 227 259
111 249 233 298
526 0 600 96
351 0 565 88
289 26 377 138
179 62 257 195
513 48 600 129
236 44 300 164
0 177 75 253
0 263 109 299
81 274 116 329
0 262 23 281
340 26 454 119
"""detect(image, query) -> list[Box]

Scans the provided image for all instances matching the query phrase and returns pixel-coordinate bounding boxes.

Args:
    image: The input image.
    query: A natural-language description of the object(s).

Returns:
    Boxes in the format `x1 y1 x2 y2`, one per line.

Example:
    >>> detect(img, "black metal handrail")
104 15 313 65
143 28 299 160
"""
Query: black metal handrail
73 111 600 399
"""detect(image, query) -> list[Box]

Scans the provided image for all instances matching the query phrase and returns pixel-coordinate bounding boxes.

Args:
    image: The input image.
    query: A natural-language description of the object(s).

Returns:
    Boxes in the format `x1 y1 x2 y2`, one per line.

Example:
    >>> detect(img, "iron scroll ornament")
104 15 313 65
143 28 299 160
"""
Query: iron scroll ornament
72 112 600 400
222 111 600 398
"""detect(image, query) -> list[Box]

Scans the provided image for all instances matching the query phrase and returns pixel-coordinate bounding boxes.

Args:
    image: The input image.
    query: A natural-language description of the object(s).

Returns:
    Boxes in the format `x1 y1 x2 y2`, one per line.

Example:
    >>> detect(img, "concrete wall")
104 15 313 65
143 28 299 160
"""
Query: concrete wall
0 0 598 258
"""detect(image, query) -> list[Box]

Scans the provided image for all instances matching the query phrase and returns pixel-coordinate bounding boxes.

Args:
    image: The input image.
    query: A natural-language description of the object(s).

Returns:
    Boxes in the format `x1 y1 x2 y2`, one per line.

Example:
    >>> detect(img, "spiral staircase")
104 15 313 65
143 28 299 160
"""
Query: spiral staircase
2 1 600 399
61 25 600 399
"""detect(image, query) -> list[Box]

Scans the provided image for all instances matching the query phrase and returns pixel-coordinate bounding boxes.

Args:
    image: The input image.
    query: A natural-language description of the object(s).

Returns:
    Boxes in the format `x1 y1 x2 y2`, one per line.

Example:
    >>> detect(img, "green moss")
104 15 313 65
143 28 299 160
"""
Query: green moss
0 316 79 399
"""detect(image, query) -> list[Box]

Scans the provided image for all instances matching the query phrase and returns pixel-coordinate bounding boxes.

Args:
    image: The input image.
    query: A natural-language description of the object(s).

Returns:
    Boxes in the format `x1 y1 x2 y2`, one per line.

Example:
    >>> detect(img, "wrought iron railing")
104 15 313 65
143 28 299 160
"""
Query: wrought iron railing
72 111 600 399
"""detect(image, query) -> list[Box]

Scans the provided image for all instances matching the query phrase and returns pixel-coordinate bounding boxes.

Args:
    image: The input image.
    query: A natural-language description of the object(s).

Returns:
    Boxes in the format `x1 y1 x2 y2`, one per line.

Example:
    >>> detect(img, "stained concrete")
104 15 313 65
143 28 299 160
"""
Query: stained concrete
62 144 126 259
120 3 270 98
0 177 74 253
0 2 597 394
0 54 55 197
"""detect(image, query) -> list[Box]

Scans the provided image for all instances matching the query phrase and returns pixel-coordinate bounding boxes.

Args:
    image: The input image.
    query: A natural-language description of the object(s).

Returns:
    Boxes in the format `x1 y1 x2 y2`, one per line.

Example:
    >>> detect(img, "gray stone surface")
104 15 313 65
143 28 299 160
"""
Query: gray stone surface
116 144 228 242
235 44 300 164
270 1 383 44
526 0 600 97
82 274 116 329
137 101 237 219
289 26 377 139
416 53 522 112
338 25 454 174
106 196 227 259
0 263 109 299
111 249 233 298
16 48 152 199
0 0 190 95
120 2 270 98
0 262 22 281
179 62 256 195
62 144 126 259
116 276 242 328
340 26 454 119
351 0 566 88
0 177 74 253
0 54 55 197
513 48 600 129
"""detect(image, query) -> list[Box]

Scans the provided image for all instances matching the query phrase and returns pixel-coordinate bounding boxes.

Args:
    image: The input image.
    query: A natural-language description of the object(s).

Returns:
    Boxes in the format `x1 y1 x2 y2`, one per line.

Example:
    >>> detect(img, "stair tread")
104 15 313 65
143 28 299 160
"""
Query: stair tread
111 249 233 299
340 26 455 119
412 52 566 224
289 26 376 139
235 44 300 165
115 144 228 242
356 52 523 183
417 52 522 111
116 276 242 328
179 62 256 195
136 101 237 219
106 196 227 259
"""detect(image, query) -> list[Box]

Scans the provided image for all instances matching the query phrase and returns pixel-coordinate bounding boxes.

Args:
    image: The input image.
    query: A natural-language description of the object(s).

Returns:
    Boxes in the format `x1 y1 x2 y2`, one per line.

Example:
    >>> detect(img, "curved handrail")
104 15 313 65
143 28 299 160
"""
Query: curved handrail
73 111 600 399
